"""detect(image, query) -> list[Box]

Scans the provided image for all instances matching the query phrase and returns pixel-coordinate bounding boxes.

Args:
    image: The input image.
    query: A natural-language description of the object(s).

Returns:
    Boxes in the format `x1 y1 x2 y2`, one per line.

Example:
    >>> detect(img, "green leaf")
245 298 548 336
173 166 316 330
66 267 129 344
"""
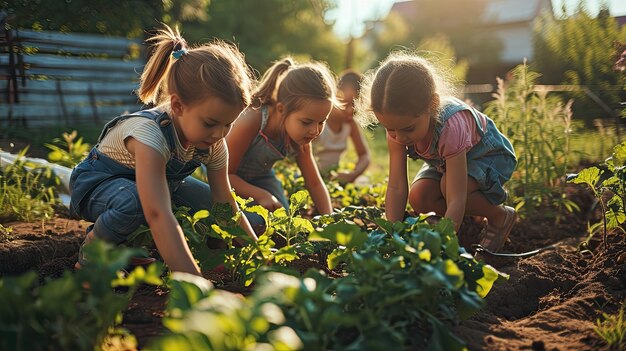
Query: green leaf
475 264 501 298
292 217 314 234
612 142 626 166
192 210 209 222
456 291 484 320
309 223 367 249
274 246 299 262
289 190 310 210
167 273 214 312
443 259 464 289
327 248 350 269
421 230 443 259
568 166 601 188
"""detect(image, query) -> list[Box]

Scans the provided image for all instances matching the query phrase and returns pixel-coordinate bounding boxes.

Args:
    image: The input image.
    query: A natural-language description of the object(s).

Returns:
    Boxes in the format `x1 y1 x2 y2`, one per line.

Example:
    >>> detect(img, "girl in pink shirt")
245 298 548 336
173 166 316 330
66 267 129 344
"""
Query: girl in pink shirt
358 53 518 253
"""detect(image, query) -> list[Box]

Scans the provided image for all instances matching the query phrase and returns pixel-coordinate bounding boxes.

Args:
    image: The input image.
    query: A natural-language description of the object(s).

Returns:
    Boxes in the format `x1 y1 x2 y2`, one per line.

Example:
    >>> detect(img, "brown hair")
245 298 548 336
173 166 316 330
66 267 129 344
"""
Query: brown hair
338 69 363 95
251 57 339 116
356 52 457 127
137 25 253 109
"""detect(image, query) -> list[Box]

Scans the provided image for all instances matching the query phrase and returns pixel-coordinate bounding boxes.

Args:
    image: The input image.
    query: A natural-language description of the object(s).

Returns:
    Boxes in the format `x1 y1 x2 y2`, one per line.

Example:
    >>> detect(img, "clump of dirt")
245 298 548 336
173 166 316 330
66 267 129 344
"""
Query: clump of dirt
454 233 625 351
0 216 86 278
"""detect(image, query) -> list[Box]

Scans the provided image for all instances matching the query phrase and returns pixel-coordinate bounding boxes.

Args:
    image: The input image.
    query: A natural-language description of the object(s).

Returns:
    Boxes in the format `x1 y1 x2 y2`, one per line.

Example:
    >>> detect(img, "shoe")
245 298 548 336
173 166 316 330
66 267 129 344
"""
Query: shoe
74 230 96 270
74 231 156 269
479 206 517 253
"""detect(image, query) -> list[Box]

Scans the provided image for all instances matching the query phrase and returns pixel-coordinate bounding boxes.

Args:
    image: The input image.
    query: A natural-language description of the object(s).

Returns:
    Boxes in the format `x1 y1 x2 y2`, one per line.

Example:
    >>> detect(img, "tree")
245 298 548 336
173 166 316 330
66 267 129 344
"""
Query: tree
181 0 345 73
2 0 209 38
532 1 626 123
366 0 501 71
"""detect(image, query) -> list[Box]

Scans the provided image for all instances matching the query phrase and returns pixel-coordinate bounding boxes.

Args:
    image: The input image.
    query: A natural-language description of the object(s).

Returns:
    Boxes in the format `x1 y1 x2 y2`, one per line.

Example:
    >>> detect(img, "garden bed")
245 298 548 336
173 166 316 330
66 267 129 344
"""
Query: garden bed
0 186 623 350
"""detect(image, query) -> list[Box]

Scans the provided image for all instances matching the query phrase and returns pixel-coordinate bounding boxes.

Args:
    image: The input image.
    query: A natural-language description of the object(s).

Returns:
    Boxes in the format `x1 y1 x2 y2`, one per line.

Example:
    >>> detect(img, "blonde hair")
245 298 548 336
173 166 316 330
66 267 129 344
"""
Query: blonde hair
137 25 253 109
355 51 458 127
251 57 339 116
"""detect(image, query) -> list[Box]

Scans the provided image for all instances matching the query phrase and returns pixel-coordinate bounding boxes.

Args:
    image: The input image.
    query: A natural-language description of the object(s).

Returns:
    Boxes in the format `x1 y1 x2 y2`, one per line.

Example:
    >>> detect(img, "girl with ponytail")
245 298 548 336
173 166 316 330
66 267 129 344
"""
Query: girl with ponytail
70 25 257 278
226 57 338 226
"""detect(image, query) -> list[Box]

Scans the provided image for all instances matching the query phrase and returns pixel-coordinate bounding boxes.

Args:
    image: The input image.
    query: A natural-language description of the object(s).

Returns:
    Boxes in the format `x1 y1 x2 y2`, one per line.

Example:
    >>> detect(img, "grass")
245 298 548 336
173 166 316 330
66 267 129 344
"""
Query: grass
594 302 626 350
341 122 611 186
1 124 103 158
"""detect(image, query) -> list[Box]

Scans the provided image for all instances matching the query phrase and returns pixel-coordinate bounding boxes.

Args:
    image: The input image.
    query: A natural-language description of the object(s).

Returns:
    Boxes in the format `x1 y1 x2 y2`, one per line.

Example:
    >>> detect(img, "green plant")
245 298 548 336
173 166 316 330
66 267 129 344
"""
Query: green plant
150 272 304 351
0 223 13 243
0 240 163 351
152 214 505 350
0 148 58 222
594 302 626 350
45 130 92 168
485 62 581 219
304 215 505 350
568 141 626 250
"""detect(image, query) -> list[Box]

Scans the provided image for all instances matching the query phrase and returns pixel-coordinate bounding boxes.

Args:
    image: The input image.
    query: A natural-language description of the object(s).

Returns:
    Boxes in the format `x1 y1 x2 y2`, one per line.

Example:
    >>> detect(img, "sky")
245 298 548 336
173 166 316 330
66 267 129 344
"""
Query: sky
327 0 626 39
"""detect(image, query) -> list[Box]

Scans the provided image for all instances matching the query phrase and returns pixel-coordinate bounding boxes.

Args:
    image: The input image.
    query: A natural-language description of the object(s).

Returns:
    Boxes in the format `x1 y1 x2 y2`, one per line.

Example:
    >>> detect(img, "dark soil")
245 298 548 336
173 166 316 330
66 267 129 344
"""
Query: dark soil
1 185 624 351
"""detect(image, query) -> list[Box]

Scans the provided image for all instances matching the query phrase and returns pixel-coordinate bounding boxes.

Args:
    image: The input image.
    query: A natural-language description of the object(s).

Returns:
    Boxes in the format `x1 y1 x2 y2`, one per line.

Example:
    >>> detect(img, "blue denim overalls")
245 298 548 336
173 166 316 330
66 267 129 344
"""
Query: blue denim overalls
408 97 517 205
234 106 296 224
69 108 213 244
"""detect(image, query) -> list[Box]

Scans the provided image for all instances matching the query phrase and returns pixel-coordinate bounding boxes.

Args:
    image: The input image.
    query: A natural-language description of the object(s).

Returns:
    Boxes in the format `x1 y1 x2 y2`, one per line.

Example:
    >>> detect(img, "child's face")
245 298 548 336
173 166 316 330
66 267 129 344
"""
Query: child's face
282 99 332 145
375 111 432 146
173 95 242 149
339 86 357 104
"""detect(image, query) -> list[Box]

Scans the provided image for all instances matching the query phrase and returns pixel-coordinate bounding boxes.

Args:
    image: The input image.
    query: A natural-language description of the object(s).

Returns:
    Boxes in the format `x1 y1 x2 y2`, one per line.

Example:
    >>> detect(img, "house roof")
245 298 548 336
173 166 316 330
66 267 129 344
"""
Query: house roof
388 0 552 25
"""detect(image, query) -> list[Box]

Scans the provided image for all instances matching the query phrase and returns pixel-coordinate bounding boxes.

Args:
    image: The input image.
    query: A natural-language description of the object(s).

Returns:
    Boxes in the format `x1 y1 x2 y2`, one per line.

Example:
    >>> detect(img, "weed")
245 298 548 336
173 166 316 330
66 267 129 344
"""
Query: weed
569 141 626 250
594 302 626 350
0 148 58 222
45 130 91 168
0 224 13 243
485 62 581 218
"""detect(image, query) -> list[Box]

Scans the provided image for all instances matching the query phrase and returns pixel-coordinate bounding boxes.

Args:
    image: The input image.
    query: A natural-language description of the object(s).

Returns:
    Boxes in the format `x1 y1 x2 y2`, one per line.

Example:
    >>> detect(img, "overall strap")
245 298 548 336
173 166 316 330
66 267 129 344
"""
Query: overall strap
428 97 486 155
257 105 289 158
96 108 177 152
441 97 486 136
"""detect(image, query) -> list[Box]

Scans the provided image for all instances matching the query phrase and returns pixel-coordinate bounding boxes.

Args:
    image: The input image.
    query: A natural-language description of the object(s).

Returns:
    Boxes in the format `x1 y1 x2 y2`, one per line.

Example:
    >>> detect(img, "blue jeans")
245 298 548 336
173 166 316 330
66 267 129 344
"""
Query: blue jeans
82 175 212 244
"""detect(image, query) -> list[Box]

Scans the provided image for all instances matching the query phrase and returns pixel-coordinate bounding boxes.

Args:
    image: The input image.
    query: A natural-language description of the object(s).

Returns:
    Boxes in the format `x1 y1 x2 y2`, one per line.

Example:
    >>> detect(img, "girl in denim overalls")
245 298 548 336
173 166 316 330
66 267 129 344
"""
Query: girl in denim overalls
358 53 518 253
70 25 257 277
226 58 337 226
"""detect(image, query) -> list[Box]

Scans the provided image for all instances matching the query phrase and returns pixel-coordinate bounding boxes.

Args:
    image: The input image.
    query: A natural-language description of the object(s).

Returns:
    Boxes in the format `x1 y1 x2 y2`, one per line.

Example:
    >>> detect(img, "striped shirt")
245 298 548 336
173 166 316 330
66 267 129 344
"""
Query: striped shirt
97 117 227 170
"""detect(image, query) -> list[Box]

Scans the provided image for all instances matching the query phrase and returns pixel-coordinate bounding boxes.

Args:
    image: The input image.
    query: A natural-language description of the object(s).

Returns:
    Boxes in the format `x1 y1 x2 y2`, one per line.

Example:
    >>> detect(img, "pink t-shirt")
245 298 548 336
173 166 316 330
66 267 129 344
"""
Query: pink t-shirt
414 110 487 160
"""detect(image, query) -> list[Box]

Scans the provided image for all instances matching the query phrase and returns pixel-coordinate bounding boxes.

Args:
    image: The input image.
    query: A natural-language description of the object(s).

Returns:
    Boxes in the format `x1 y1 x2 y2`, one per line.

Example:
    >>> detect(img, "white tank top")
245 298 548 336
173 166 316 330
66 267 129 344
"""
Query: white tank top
314 122 351 172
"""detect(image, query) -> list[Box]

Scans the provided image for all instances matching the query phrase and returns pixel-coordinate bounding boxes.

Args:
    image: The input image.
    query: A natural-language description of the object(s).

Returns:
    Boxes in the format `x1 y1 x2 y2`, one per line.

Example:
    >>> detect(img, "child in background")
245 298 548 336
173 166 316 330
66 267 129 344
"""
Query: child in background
70 25 257 277
357 52 517 253
226 57 336 224
314 70 370 183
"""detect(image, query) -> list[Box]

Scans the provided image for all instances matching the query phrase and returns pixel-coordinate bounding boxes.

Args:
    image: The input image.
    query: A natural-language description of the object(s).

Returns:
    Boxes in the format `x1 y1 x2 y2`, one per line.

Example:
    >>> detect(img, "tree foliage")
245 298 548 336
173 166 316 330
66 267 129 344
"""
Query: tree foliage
365 0 502 70
532 1 626 122
2 0 209 38
181 0 346 73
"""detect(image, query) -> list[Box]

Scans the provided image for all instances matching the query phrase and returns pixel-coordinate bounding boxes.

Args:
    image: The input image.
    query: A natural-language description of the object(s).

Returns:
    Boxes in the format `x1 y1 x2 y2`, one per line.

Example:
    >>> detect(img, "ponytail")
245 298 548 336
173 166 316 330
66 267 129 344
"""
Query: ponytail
138 25 187 106
137 24 253 109
251 57 294 107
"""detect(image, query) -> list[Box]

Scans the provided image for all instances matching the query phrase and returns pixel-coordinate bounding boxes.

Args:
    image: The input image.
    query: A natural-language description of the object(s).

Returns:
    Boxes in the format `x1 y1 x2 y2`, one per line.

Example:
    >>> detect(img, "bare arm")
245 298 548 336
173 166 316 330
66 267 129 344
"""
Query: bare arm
346 120 370 180
206 153 258 241
385 133 409 222
226 108 282 210
297 143 332 214
443 151 468 231
129 138 201 276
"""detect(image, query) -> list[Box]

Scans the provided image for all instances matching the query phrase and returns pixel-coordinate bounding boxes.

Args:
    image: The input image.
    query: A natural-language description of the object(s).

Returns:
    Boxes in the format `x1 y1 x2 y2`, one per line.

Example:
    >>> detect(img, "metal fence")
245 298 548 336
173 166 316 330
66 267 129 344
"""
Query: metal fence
1 20 145 128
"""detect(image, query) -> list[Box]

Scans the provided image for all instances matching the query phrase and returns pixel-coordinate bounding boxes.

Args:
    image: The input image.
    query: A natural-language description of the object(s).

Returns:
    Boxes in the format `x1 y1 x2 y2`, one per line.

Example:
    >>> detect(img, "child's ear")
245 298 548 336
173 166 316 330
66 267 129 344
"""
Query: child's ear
170 94 184 117
276 102 285 116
